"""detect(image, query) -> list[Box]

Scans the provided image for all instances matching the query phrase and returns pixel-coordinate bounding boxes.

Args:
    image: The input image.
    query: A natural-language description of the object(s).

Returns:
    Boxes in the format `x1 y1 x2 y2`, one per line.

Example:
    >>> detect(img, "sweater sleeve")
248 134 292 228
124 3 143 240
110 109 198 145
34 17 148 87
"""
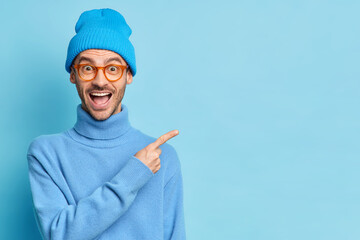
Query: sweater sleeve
27 153 154 240
163 166 187 240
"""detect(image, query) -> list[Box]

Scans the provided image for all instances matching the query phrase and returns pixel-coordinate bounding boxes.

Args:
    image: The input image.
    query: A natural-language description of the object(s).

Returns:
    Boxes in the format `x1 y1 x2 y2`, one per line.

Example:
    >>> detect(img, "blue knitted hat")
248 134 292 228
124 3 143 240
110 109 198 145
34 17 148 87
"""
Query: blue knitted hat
65 8 136 76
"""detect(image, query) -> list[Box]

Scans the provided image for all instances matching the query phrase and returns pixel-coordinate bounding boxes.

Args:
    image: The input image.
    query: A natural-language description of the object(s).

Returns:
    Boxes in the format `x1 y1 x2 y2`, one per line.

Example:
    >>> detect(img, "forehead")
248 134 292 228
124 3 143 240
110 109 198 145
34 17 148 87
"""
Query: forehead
75 49 125 64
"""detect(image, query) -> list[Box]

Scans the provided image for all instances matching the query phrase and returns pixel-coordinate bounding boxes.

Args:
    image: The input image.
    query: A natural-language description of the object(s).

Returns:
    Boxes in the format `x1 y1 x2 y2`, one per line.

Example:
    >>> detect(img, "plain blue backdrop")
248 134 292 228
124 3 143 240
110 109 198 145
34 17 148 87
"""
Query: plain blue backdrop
1 0 360 239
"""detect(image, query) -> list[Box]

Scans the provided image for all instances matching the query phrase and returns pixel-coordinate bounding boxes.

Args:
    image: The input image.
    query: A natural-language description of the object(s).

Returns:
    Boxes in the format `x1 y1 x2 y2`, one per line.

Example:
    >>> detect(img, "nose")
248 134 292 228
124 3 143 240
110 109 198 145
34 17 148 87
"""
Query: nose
91 68 109 87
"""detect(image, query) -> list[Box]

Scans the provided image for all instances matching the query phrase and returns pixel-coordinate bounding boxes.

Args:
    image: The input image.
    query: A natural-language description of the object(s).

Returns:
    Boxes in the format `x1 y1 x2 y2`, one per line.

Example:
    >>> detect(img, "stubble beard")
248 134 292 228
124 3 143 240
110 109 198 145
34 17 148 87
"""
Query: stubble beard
75 81 127 121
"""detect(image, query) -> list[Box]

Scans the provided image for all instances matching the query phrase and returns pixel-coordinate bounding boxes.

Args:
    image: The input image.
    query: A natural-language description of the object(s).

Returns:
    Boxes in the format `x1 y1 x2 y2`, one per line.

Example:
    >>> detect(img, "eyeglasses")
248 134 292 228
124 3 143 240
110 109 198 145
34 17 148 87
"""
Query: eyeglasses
73 64 129 82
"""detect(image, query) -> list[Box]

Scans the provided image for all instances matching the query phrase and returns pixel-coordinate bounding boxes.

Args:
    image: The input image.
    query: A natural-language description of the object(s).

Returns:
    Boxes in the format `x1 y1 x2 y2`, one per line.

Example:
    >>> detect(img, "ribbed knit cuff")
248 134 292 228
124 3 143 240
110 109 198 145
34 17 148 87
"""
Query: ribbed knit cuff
112 155 154 193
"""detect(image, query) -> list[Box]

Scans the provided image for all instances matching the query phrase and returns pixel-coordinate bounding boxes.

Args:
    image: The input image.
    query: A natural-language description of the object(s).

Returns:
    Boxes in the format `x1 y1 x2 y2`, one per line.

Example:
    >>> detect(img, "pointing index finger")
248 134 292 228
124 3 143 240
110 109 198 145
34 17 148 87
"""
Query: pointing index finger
150 130 179 149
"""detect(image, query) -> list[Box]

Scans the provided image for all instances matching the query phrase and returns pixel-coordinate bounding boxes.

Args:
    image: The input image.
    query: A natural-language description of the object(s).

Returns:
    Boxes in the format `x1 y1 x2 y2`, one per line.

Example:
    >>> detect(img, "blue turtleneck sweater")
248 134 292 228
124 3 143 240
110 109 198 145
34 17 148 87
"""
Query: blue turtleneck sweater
26 103 186 240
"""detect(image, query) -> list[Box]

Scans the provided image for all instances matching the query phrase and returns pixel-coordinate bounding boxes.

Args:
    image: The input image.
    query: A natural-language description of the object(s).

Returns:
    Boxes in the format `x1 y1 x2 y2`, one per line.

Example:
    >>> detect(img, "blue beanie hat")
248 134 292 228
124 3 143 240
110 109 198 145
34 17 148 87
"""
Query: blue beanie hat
65 8 136 76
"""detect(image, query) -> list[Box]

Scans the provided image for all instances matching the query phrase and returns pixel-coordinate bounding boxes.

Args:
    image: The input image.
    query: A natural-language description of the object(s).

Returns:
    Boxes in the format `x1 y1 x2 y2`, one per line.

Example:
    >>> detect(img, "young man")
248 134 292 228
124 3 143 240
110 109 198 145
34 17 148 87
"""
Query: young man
27 8 186 240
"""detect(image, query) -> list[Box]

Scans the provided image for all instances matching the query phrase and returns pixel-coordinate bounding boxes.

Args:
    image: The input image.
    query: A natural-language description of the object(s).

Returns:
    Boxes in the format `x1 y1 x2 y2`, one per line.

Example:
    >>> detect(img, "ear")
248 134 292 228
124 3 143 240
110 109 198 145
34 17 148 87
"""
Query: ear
126 68 133 85
70 68 76 84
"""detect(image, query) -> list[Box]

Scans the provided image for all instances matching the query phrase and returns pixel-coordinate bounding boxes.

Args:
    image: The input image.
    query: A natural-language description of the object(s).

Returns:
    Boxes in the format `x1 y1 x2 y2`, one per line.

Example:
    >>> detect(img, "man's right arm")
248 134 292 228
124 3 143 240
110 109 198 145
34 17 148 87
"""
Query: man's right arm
27 153 154 240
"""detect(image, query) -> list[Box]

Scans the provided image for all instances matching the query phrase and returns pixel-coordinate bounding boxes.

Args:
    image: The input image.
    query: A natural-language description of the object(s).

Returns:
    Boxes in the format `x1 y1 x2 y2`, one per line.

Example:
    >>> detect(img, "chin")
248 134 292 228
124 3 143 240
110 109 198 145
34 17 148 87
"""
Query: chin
91 109 112 121
81 96 120 121
83 103 112 121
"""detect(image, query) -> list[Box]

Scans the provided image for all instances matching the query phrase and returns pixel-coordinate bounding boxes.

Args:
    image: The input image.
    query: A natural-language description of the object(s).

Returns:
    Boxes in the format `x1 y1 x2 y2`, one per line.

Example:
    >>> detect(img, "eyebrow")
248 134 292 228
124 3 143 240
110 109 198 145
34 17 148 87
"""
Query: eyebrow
77 56 124 65
77 56 94 64
105 57 124 65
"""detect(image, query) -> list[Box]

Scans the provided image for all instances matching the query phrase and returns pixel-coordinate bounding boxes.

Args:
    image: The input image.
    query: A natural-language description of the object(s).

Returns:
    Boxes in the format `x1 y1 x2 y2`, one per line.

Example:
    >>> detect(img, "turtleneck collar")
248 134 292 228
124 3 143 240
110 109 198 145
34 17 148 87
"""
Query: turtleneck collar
73 103 131 140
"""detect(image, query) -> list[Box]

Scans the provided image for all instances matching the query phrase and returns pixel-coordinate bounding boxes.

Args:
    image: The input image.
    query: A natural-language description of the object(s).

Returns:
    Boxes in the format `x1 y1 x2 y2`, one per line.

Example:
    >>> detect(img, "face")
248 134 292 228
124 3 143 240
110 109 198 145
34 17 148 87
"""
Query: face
70 49 133 121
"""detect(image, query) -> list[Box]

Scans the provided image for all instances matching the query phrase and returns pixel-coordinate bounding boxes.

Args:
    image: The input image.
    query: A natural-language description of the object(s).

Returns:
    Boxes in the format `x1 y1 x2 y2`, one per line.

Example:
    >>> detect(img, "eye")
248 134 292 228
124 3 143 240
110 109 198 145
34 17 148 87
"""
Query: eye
106 65 120 75
82 65 94 72
108 66 118 72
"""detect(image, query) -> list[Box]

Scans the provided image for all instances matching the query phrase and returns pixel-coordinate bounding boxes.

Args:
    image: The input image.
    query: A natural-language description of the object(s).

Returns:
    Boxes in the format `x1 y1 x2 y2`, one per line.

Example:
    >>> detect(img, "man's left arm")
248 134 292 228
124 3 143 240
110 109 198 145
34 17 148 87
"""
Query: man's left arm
163 163 186 240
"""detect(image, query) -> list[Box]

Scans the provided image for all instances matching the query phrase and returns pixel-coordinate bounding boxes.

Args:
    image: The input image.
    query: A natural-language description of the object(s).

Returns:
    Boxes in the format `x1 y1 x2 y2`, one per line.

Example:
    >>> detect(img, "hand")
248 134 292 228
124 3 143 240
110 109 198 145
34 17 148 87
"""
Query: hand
134 130 179 174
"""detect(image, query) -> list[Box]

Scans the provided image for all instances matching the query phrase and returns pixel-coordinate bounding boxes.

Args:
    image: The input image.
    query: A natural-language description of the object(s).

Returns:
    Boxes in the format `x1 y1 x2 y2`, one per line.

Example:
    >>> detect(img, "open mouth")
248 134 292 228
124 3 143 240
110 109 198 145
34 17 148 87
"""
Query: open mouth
88 92 112 109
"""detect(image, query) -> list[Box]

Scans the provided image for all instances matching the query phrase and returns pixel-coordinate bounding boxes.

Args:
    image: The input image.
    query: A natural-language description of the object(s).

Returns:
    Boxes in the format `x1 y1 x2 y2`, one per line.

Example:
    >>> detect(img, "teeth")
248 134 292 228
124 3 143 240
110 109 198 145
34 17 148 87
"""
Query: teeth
90 92 111 96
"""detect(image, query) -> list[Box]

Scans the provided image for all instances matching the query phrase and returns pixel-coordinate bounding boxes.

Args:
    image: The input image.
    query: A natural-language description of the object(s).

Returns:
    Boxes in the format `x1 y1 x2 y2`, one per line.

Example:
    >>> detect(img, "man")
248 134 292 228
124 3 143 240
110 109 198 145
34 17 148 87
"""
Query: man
27 8 186 240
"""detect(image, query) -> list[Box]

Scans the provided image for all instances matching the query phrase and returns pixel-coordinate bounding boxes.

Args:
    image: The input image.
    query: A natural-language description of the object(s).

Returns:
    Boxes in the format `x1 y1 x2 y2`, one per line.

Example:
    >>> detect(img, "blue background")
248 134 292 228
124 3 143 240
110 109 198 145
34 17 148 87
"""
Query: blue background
1 0 360 239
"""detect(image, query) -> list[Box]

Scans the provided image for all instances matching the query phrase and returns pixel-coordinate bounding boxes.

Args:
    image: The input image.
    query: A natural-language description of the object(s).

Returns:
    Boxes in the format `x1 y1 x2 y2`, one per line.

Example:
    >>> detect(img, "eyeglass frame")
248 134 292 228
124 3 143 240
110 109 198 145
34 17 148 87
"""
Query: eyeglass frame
72 63 129 82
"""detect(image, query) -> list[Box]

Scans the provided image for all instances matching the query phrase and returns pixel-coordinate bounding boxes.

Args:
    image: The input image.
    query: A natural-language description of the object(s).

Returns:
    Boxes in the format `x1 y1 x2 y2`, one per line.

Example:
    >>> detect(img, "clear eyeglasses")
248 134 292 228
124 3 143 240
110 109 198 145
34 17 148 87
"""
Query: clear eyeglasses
73 64 129 82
